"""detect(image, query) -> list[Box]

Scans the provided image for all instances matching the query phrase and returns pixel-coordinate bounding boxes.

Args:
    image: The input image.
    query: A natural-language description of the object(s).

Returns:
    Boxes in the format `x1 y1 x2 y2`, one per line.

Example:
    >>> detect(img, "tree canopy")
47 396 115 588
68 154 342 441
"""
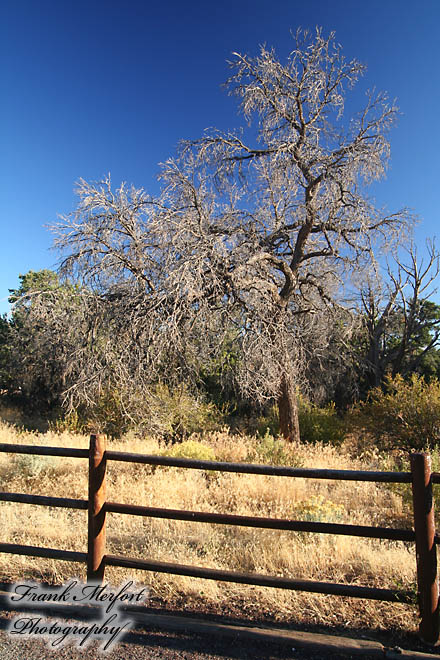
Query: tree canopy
45 28 416 440
4 29 431 440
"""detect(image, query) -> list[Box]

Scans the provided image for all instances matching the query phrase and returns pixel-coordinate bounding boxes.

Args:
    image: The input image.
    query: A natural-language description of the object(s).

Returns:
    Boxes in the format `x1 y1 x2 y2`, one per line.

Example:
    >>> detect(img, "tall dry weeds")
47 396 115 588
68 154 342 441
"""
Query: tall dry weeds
0 421 418 632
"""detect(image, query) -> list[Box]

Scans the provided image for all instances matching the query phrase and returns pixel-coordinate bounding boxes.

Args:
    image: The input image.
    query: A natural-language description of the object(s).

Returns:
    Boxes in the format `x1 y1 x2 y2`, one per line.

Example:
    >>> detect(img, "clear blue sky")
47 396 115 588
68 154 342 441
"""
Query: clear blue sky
1 0 439 315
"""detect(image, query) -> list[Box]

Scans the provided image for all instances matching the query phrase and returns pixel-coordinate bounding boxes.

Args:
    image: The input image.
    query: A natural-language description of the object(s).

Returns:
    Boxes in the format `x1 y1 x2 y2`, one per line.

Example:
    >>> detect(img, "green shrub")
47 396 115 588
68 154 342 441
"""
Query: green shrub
246 429 302 467
147 384 225 439
298 398 345 446
51 383 226 440
255 406 280 437
50 389 130 438
161 439 217 481
295 494 345 523
90 388 132 438
256 399 344 446
162 439 216 462
49 409 88 435
13 454 56 480
352 374 440 451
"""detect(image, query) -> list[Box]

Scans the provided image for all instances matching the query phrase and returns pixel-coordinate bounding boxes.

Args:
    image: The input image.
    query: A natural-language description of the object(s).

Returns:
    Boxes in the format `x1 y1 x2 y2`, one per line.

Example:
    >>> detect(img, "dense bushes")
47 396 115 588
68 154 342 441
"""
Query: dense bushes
25 370 440 455
298 399 345 446
253 374 440 453
52 383 226 439
352 374 440 451
256 399 345 446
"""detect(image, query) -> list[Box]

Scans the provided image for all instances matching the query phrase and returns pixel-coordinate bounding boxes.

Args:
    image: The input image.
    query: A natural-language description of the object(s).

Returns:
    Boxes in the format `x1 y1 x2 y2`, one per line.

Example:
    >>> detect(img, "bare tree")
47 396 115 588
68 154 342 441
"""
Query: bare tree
357 241 440 391
52 29 413 440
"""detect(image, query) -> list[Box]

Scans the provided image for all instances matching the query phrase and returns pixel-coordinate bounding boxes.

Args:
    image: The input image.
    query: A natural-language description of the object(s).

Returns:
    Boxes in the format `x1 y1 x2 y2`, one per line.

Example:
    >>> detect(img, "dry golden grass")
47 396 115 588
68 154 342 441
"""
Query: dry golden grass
0 420 418 633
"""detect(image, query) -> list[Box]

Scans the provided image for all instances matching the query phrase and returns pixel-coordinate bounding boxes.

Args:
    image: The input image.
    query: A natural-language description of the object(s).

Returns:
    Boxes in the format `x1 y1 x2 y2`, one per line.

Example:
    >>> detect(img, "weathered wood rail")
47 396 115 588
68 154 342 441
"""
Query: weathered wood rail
0 435 438 642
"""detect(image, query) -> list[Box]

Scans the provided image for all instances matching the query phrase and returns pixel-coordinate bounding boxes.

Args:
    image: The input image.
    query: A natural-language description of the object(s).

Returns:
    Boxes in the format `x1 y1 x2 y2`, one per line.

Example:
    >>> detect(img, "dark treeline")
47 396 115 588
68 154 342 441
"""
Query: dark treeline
1 250 440 443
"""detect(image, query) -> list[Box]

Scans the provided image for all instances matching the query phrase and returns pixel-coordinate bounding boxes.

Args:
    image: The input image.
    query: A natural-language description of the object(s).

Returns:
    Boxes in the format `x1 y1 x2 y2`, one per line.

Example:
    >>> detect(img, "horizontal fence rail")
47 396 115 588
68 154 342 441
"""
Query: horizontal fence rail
105 554 414 603
0 443 88 459
105 502 416 541
0 435 438 642
0 542 87 563
0 493 88 509
105 450 414 482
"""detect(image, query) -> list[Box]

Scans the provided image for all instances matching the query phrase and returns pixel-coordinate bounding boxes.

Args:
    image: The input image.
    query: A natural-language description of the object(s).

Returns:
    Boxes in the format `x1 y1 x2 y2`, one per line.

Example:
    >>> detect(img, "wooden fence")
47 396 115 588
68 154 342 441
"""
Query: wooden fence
0 434 438 643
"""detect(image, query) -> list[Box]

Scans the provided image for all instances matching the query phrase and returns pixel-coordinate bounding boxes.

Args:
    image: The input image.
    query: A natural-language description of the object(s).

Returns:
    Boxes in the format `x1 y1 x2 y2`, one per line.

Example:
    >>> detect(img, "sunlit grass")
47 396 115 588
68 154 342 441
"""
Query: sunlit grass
0 420 418 632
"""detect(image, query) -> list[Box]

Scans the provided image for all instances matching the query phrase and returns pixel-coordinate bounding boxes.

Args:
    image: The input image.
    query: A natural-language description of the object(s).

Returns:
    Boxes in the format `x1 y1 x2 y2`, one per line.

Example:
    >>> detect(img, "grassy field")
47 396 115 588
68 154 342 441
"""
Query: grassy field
0 419 419 634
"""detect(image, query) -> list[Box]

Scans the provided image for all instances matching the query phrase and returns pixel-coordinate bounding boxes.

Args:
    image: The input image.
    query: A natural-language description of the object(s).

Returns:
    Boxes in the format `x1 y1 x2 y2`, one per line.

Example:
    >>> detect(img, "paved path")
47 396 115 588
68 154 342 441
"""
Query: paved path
0 606 436 659
0 611 335 660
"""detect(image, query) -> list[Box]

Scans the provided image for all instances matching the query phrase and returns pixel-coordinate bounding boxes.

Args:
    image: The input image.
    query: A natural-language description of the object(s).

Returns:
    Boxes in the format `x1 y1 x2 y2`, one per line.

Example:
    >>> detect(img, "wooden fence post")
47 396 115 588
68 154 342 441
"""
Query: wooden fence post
87 433 107 583
411 452 439 644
